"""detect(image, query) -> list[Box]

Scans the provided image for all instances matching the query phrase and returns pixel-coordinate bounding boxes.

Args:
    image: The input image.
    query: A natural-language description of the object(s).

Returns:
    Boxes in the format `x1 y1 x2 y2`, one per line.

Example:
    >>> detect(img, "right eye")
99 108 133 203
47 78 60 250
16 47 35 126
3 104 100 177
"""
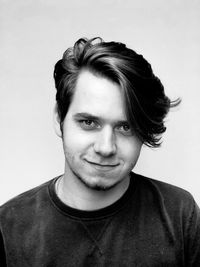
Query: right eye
79 120 98 130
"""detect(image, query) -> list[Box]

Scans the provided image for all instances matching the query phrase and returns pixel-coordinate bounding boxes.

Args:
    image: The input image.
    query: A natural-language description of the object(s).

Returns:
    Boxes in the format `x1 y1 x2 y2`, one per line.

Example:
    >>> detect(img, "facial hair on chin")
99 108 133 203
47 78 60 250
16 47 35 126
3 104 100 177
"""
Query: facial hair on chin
71 168 122 192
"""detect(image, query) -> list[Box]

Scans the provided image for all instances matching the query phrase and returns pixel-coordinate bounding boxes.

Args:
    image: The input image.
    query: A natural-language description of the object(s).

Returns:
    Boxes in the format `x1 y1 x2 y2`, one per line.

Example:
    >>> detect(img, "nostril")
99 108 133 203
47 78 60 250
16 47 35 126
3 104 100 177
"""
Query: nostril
94 141 117 157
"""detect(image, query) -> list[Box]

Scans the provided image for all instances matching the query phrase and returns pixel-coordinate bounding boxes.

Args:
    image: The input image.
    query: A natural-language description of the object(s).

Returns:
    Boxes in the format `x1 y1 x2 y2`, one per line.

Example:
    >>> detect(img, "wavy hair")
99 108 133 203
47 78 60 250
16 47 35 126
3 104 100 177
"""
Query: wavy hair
54 37 181 147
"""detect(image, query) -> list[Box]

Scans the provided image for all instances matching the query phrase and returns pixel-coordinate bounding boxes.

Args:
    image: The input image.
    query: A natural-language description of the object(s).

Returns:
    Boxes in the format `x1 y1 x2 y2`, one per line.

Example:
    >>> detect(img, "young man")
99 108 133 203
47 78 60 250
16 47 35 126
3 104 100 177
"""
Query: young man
0 38 200 266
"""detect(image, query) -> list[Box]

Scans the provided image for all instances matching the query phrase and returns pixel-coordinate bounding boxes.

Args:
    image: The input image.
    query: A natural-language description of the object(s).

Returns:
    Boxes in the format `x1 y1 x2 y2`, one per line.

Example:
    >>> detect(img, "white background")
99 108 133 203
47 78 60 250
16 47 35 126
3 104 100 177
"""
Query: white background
0 0 200 205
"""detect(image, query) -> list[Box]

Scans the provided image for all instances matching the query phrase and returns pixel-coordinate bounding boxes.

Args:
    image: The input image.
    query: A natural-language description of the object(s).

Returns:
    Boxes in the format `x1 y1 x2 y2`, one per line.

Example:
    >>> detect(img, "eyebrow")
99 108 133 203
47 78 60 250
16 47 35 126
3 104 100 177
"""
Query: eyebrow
73 112 129 125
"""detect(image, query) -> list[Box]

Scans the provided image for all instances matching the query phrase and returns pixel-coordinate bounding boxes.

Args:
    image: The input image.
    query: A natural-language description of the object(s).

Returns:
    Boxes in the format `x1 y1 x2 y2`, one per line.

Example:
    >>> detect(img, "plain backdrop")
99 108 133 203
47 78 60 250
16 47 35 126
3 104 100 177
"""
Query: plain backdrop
0 0 200 206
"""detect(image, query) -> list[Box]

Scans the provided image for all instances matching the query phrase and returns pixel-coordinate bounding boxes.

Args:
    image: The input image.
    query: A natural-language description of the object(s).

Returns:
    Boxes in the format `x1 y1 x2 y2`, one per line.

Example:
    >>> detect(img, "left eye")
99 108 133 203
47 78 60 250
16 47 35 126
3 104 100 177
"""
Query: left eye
117 124 132 135
121 124 130 131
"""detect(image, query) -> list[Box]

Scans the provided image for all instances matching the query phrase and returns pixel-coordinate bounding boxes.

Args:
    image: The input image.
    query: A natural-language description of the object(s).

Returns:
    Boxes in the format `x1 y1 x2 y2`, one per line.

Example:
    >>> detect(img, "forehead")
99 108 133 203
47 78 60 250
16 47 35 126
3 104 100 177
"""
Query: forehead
68 70 127 121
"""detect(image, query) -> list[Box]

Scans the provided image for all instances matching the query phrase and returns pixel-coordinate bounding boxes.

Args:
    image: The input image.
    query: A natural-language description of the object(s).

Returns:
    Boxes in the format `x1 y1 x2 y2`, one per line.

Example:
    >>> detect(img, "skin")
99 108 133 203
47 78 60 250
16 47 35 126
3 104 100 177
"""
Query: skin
54 70 143 210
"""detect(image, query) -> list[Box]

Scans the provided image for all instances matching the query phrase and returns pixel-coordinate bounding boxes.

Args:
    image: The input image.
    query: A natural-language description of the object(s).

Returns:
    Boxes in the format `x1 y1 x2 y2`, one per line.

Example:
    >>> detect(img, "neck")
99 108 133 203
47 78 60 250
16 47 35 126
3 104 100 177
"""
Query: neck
56 173 130 211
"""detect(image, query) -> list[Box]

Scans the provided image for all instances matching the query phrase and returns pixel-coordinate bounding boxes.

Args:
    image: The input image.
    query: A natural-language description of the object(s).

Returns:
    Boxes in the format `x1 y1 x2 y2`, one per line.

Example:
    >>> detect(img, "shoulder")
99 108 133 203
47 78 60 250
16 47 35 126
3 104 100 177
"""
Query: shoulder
0 178 57 224
132 172 200 239
132 173 200 263
134 172 194 201
133 172 198 216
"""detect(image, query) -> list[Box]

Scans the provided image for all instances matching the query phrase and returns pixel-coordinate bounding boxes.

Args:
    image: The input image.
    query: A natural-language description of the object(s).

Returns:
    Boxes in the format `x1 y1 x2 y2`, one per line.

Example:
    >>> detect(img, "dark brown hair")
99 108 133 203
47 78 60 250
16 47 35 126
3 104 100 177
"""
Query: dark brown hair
54 37 180 147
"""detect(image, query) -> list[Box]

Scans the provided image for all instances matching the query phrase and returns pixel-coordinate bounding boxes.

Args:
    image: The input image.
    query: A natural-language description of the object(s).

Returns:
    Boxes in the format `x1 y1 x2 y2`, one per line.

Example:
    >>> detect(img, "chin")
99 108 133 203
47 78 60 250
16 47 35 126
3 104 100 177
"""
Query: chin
77 174 122 192
87 181 119 191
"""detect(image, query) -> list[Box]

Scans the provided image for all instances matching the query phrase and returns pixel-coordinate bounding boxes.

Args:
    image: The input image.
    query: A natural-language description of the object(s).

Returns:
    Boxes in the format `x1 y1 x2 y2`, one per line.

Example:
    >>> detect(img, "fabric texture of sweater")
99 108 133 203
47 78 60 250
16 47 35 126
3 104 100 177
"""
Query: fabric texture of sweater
0 172 200 266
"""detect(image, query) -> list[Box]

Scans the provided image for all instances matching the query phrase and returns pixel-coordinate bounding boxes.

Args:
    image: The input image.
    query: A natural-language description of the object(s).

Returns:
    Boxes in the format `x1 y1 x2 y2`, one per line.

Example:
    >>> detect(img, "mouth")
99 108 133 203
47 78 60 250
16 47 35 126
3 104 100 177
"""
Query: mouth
85 160 119 171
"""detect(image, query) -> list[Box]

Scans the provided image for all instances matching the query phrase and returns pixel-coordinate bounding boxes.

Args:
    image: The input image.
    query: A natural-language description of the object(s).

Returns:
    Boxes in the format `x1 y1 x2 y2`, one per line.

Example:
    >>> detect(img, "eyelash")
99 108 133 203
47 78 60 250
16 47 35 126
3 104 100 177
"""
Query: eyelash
78 120 132 135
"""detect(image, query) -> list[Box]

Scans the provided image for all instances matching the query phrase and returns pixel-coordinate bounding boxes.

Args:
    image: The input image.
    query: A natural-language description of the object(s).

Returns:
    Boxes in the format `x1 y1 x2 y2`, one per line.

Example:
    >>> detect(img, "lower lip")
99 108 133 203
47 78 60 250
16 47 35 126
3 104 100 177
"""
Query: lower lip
85 161 119 172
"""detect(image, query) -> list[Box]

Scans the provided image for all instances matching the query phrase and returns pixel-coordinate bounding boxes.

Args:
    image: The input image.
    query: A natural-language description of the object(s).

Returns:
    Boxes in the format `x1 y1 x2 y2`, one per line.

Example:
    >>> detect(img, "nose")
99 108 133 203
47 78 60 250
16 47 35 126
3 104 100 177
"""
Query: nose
94 127 117 157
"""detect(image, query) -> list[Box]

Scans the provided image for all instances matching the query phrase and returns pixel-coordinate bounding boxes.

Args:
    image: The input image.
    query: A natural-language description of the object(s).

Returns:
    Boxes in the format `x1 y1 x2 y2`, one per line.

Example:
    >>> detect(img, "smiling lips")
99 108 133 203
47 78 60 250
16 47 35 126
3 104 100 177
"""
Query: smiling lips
85 160 119 170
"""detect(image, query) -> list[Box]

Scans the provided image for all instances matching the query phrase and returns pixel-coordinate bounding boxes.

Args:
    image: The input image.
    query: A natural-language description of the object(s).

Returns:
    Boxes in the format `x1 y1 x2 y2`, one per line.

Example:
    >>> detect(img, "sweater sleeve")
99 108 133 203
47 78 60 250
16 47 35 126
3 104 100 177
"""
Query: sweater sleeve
185 199 200 266
0 230 7 267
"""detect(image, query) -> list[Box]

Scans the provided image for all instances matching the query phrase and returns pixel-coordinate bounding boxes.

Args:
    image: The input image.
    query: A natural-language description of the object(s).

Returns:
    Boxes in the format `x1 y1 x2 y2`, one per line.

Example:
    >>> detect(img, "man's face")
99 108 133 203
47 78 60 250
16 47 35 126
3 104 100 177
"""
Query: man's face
61 70 142 191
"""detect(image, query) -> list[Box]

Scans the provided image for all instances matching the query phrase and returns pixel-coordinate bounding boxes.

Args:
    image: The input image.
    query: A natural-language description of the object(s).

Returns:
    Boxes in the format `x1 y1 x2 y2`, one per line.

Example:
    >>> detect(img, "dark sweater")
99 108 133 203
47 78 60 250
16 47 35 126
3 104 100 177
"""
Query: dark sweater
0 172 200 266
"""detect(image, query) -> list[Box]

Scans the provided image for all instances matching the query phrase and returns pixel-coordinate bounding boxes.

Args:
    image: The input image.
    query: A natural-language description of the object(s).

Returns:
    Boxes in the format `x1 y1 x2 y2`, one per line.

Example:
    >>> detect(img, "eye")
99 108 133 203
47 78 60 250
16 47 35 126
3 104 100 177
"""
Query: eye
121 124 130 131
116 124 132 136
79 120 99 130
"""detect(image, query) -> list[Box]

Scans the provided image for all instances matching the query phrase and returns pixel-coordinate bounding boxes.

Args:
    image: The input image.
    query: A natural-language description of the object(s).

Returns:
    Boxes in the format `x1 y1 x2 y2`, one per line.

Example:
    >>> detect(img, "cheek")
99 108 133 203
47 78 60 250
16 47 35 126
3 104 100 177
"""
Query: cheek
63 127 93 154
119 138 142 163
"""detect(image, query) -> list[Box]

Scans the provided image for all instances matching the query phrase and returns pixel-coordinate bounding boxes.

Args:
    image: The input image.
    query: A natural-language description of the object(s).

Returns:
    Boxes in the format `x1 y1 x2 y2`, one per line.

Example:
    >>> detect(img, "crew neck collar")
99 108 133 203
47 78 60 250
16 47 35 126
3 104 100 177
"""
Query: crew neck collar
48 172 137 220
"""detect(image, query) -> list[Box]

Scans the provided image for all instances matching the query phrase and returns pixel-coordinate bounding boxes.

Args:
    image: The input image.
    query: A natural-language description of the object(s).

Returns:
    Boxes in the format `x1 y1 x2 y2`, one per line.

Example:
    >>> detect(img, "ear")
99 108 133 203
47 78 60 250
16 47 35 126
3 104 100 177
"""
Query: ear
53 104 62 138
